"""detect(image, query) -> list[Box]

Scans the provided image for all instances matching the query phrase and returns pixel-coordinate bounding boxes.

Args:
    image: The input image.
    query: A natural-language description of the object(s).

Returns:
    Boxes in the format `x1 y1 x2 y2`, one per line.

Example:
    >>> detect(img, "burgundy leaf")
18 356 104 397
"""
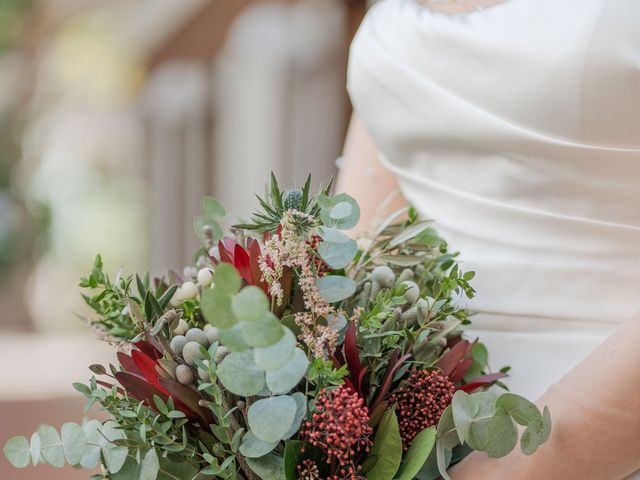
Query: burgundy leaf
131 350 170 396
218 241 233 264
134 339 162 360
371 351 411 409
344 322 364 395
115 371 170 406
248 240 269 294
159 377 212 424
117 352 141 376
457 373 508 393
223 236 237 255
449 357 474 384
437 339 473 377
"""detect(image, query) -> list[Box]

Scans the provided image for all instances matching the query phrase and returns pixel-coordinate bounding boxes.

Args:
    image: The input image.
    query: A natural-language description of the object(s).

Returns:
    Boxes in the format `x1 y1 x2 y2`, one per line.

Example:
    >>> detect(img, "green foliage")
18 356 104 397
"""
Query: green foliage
234 173 331 232
316 275 356 303
248 396 298 443
246 453 286 480
364 409 403 480
316 227 358 269
317 193 360 230
395 427 436 480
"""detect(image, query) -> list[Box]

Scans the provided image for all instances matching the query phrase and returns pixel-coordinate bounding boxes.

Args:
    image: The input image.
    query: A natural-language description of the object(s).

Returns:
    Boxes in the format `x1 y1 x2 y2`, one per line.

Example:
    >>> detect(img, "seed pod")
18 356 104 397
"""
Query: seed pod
214 346 230 363
176 364 194 385
400 306 418 326
173 318 189 335
185 328 209 347
370 266 396 303
205 326 220 345
401 280 420 305
170 335 188 356
183 341 205 366
397 268 414 283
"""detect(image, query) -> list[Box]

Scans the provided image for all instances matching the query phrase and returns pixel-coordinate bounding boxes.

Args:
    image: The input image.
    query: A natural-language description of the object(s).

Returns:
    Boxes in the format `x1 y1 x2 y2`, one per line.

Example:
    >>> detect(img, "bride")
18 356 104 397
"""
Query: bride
338 0 640 478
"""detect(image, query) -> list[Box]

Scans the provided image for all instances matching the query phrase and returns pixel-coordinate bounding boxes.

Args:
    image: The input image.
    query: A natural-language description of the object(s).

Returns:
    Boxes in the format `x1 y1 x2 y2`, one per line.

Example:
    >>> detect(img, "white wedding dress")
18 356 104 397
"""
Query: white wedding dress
348 0 639 419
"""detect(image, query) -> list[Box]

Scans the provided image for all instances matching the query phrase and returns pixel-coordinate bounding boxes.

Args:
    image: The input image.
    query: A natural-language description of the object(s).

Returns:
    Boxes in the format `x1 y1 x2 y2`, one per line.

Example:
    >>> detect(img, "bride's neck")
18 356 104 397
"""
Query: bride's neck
417 0 508 14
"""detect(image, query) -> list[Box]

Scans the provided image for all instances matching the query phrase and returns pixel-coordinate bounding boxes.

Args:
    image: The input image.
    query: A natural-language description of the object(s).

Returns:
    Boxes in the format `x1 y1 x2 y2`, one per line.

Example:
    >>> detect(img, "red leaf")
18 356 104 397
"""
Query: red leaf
134 340 162 360
159 377 212 424
223 236 237 255
131 350 170 396
437 340 473 377
115 371 170 406
344 322 364 396
248 240 269 294
457 373 508 393
117 352 141 376
450 357 474 384
218 241 233 264
371 351 411 409
234 244 252 284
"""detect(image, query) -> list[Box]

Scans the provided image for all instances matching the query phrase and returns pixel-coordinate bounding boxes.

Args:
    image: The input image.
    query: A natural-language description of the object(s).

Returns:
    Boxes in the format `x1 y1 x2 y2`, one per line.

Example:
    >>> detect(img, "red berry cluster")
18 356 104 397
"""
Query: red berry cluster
387 368 455 450
300 386 372 480
306 234 330 276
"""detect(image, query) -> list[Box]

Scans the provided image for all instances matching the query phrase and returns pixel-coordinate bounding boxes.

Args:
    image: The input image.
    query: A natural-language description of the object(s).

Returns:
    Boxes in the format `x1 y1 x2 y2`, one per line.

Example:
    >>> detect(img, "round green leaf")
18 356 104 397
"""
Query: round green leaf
140 448 160 480
218 323 250 352
265 348 309 394
201 289 237 329
496 393 543 426
316 275 356 303
30 433 40 465
80 421 103 469
232 286 270 322
239 431 279 458
395 427 436 480
214 263 242 296
3 436 30 469
246 453 286 480
100 421 128 474
37 425 64 468
241 313 284 347
254 328 296 372
364 409 402 480
218 350 266 396
486 410 517 458
248 395 297 443
318 193 360 230
283 392 307 439
202 196 225 219
61 423 87 465
317 227 357 269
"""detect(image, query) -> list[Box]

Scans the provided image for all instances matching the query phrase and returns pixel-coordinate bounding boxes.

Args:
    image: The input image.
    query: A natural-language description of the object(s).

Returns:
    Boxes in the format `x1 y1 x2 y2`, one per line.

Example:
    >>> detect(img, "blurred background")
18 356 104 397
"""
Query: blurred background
0 0 367 477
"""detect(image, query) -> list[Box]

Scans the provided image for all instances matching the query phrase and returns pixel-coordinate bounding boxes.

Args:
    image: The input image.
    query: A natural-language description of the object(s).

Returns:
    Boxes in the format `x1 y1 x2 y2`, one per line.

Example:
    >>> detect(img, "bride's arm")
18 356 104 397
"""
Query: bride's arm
450 314 640 480
336 114 406 234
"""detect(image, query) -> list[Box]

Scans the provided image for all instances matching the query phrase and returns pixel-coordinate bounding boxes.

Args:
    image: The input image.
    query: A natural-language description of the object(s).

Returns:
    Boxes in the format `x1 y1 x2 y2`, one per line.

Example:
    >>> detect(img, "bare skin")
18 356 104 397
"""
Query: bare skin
338 114 640 479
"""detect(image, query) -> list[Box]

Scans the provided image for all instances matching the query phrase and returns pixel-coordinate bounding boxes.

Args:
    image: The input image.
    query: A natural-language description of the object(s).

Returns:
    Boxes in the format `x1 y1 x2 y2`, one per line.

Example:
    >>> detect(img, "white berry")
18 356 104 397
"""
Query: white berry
176 364 194 385
197 268 213 287
183 341 205 366
180 281 199 300
173 318 189 335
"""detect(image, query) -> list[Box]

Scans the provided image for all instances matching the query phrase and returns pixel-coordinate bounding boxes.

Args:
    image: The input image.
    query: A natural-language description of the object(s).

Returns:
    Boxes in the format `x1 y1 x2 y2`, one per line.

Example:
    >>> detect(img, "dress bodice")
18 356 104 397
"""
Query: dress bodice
348 0 640 325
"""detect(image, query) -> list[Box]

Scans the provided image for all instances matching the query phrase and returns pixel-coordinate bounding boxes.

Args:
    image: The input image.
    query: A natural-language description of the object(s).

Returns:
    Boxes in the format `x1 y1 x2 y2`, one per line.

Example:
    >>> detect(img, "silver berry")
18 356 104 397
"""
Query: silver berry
185 328 209 347
170 335 188 356
214 346 230 363
182 341 205 366
176 364 194 385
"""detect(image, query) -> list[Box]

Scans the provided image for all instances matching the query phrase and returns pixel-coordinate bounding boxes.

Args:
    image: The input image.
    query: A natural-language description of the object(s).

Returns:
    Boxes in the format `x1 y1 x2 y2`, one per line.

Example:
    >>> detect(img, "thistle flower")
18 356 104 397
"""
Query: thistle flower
387 368 455 450
300 386 372 479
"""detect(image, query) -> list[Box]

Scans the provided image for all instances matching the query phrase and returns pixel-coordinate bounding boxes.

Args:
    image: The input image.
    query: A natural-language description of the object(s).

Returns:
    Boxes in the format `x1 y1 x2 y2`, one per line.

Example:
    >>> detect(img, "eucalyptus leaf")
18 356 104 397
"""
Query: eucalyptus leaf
100 421 128 474
202 196 226 220
232 286 270 323
200 289 237 329
317 227 357 269
485 409 517 458
3 436 30 469
254 328 296 372
246 453 286 480
316 275 356 303
241 313 285 347
218 350 266 396
239 431 279 458
318 193 360 230
283 392 308 439
248 396 297 443
80 420 103 469
214 263 242 296
265 348 309 394
364 409 402 480
61 422 87 465
218 323 250 352
30 433 40 465
37 425 64 468
140 448 160 480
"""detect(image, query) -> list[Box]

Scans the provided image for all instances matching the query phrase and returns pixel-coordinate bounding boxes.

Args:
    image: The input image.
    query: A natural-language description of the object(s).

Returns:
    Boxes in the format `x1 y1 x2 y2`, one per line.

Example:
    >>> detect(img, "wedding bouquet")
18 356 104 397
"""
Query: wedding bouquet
4 174 551 480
